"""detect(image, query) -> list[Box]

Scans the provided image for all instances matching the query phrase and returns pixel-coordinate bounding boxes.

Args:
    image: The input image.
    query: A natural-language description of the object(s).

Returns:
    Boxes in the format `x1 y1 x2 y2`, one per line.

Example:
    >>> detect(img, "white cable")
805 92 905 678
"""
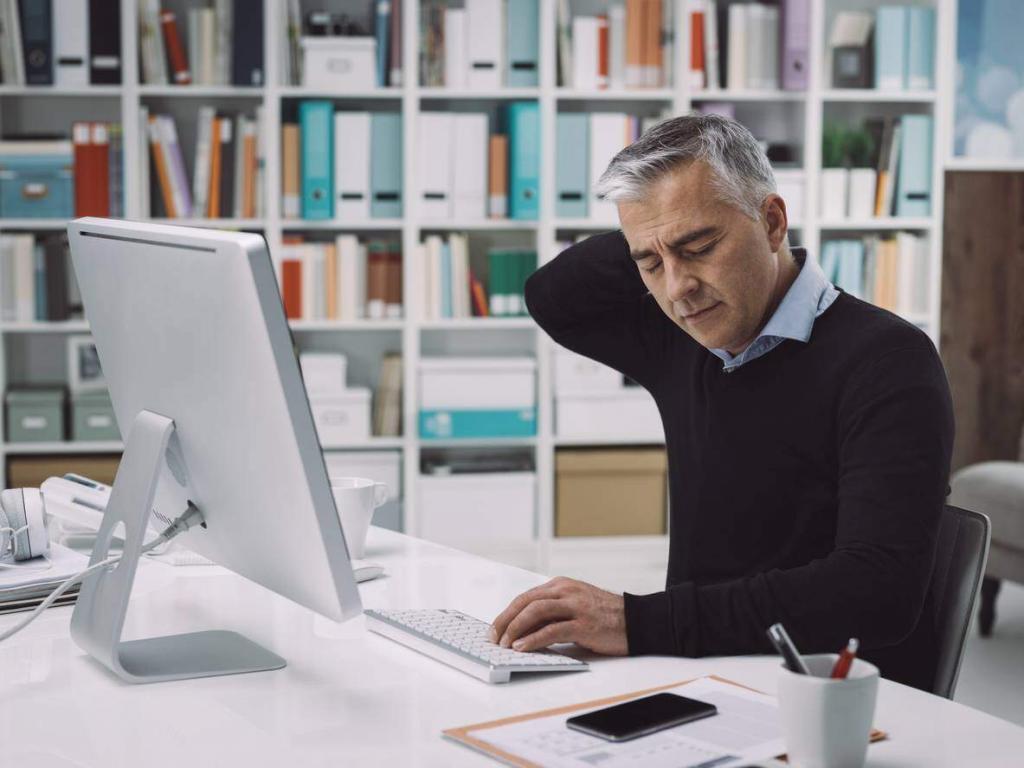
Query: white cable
0 503 206 644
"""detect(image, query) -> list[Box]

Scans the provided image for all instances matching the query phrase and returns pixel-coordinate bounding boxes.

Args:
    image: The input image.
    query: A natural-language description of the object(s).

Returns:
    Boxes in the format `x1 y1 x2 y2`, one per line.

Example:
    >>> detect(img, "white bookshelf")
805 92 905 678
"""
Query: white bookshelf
0 0 955 574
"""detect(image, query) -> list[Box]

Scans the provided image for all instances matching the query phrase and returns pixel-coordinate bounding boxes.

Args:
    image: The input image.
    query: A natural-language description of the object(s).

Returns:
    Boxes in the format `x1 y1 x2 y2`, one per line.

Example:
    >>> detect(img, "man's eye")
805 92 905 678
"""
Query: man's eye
689 243 716 257
644 261 663 274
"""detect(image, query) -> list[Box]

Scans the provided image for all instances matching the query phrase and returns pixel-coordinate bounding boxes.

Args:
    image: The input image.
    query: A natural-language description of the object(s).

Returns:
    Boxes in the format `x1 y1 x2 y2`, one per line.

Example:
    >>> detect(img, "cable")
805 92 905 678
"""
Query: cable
0 503 206 644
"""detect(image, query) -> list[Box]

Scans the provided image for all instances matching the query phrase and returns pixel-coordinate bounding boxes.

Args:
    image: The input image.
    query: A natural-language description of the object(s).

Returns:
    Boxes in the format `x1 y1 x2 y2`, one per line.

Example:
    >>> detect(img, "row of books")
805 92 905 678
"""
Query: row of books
0 0 121 86
282 1 402 88
559 0 672 90
373 352 403 437
420 0 537 88
822 234 929 317
557 112 664 221
138 0 263 86
0 126 124 220
276 236 403 322
142 107 265 220
0 233 80 322
418 234 537 320
284 105 401 221
829 6 935 90
689 0 808 92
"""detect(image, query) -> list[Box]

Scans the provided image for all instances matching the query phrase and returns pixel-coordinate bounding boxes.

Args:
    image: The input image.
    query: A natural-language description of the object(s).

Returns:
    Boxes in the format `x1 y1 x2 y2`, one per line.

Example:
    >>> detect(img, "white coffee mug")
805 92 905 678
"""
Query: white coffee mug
777 654 879 768
329 477 388 559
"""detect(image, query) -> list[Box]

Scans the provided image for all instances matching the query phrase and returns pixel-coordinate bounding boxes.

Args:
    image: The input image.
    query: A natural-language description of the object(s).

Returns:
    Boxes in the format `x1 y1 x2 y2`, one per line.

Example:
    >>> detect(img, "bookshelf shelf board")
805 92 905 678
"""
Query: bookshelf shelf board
692 89 806 102
289 320 405 332
0 86 123 97
419 219 539 231
137 85 265 98
0 220 70 231
321 437 405 450
150 218 266 229
554 436 666 447
819 218 935 231
418 436 539 448
556 88 674 101
418 318 536 330
1 321 90 334
278 86 404 99
3 441 124 455
419 87 542 100
945 158 1024 172
820 89 937 104
282 219 404 231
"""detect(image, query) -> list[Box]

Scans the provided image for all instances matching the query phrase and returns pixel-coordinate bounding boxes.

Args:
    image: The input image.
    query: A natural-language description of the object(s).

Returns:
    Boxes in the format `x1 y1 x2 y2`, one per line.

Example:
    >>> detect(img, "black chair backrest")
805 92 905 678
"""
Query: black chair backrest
926 504 990 699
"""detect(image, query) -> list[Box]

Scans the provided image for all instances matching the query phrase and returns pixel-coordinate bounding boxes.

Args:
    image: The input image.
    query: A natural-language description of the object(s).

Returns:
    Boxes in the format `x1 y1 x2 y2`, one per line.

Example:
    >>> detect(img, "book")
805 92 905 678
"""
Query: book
138 0 167 84
373 353 403 437
375 0 391 87
0 0 25 85
488 134 508 219
218 115 235 218
73 122 110 218
572 16 599 90
232 0 263 85
193 107 216 218
160 10 191 85
597 14 609 89
703 0 719 89
689 1 705 90
281 123 300 218
444 7 466 88
389 0 402 85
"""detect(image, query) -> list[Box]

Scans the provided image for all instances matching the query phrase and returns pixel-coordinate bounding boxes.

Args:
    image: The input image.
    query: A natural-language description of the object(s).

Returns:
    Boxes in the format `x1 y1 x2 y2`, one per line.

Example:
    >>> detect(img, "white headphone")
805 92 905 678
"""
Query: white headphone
0 488 50 565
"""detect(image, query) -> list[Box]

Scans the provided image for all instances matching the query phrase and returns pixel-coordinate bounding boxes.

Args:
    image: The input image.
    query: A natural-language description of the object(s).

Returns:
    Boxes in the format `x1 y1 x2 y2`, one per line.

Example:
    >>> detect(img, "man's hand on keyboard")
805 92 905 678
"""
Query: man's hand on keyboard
489 577 628 656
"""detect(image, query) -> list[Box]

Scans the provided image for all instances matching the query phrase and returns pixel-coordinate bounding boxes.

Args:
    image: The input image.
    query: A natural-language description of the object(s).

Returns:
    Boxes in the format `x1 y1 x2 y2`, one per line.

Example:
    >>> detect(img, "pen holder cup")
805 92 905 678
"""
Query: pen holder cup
777 654 879 768
329 476 388 559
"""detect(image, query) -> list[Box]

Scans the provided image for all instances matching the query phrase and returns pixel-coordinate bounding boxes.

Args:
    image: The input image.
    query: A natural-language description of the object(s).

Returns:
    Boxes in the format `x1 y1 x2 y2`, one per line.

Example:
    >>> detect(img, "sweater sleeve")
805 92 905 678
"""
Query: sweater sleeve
623 343 954 658
525 230 673 390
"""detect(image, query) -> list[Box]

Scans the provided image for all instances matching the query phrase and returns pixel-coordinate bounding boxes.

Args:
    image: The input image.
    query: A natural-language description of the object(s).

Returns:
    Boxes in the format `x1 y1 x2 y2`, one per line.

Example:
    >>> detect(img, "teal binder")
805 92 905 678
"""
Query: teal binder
556 113 589 218
906 6 935 90
507 101 540 220
506 0 539 87
874 7 908 90
895 114 932 217
300 100 334 219
419 408 537 439
837 240 865 299
370 112 403 218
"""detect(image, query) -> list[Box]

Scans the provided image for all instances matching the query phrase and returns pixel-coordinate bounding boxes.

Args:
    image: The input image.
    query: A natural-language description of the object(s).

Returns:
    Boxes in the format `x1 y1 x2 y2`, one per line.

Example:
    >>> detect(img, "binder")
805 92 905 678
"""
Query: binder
444 8 467 88
556 113 589 219
232 0 264 85
906 6 935 90
418 112 452 219
452 113 488 220
507 102 539 220
18 0 52 85
875 6 907 91
375 0 390 87
299 101 334 220
334 111 371 220
370 112 403 218
467 0 503 89
87 0 120 83
895 114 932 218
781 0 809 91
54 0 88 86
506 0 539 87
589 112 625 222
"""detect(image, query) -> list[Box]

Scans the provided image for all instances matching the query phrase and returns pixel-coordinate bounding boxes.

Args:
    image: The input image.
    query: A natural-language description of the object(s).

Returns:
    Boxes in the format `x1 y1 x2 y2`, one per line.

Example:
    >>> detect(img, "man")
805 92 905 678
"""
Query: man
490 114 954 692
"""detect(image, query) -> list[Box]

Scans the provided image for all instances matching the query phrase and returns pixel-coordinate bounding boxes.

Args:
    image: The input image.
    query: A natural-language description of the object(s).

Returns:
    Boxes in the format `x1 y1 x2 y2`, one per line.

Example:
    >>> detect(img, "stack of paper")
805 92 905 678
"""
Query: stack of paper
0 544 89 615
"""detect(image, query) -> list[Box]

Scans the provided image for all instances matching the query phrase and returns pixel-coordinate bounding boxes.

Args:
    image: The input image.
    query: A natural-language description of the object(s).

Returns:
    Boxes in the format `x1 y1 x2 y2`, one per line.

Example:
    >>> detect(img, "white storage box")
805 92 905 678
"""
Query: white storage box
774 169 805 224
553 347 622 392
556 388 664 441
324 450 402 531
418 472 535 545
300 352 348 394
301 37 377 90
419 357 537 438
309 387 371 445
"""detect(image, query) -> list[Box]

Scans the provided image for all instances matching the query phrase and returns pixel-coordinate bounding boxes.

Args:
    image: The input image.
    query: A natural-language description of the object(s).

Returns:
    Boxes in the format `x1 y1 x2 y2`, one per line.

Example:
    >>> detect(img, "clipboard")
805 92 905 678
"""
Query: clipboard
442 675 887 768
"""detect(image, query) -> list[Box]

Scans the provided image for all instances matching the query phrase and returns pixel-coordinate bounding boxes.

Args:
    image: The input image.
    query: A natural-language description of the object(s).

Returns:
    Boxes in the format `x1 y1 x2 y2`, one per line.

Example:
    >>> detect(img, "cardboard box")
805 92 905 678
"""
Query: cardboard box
309 387 372 445
556 388 663 441
418 471 535 545
556 449 667 537
7 455 121 488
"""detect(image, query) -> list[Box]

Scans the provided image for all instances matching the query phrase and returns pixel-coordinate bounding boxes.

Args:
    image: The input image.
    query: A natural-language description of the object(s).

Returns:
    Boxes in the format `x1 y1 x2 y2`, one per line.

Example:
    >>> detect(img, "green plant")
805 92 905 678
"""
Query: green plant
845 128 876 168
822 123 847 168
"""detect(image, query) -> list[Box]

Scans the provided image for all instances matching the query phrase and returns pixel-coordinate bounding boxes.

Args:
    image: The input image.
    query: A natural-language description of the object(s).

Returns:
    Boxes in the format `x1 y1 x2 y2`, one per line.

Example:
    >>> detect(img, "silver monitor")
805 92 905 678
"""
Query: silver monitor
65 218 361 683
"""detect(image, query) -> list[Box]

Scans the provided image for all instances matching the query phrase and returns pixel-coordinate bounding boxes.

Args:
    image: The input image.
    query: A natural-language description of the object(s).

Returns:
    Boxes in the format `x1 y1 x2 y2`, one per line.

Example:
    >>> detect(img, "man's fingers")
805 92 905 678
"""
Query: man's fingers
512 620 578 652
490 583 562 641
500 599 572 647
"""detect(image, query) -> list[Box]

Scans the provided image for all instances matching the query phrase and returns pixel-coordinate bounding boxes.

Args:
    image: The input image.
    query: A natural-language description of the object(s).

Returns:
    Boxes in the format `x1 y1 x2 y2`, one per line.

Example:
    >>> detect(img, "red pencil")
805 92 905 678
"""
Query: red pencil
831 638 859 679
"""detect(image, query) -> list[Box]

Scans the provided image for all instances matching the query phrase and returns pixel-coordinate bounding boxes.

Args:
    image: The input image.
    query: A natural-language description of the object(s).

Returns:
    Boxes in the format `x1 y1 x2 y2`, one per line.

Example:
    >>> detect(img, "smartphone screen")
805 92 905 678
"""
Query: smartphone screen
566 693 717 742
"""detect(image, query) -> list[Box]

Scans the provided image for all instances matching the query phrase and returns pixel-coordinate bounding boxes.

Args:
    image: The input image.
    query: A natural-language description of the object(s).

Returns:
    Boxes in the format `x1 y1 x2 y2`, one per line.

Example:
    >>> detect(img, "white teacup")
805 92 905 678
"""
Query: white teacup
777 654 879 768
329 476 388 559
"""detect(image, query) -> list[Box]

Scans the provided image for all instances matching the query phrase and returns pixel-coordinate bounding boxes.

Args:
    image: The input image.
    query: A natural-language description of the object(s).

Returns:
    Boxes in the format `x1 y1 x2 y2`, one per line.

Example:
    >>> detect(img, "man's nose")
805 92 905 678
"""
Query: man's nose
664 258 698 303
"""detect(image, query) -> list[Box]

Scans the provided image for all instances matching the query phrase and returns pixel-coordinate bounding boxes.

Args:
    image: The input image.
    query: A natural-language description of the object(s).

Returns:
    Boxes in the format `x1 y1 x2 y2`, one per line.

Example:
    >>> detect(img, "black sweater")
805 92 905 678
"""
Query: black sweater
526 231 954 692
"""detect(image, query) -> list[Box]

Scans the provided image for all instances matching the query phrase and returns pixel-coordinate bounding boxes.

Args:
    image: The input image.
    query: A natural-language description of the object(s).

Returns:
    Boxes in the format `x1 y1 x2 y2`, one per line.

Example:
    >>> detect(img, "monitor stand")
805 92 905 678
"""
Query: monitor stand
69 410 286 683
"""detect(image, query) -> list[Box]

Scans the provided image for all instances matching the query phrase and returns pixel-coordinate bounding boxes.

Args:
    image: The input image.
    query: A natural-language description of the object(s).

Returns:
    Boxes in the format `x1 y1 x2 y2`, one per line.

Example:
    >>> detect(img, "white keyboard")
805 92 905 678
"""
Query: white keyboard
365 608 589 683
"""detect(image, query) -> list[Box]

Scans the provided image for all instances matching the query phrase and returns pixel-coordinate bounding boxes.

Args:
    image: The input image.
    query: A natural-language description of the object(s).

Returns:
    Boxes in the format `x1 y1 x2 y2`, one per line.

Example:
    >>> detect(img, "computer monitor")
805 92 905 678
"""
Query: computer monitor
65 218 362 683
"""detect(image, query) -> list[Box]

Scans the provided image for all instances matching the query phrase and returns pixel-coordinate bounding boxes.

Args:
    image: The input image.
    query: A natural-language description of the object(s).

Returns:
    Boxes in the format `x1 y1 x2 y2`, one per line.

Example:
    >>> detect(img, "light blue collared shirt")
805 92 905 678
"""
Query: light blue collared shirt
711 248 839 371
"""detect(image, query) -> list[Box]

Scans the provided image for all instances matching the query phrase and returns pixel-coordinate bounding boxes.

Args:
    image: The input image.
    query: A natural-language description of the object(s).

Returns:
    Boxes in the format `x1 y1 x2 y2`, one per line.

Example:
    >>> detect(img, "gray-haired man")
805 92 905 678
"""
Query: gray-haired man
490 114 954 692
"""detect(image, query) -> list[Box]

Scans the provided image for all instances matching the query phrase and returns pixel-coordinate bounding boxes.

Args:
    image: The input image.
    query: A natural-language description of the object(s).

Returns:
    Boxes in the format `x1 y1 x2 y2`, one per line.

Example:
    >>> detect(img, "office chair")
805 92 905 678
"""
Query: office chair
926 504 991 699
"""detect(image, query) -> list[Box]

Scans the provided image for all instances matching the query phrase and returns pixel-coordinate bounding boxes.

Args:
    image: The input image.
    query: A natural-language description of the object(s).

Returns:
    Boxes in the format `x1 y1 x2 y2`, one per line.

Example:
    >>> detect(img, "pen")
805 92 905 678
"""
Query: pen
830 638 859 679
767 623 810 675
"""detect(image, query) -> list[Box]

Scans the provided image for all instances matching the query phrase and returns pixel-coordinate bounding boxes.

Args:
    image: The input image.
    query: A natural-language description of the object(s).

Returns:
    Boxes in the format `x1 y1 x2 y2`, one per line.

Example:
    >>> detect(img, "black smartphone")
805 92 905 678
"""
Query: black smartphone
566 693 717 743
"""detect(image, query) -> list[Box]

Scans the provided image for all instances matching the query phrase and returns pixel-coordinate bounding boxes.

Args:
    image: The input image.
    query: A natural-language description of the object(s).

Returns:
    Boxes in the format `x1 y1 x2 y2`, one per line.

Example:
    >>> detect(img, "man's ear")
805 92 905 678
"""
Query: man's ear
762 194 788 253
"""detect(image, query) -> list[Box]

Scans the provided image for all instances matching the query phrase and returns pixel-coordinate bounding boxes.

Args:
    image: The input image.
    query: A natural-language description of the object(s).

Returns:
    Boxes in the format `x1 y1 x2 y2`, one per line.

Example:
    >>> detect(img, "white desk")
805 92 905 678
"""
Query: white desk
2 528 1022 767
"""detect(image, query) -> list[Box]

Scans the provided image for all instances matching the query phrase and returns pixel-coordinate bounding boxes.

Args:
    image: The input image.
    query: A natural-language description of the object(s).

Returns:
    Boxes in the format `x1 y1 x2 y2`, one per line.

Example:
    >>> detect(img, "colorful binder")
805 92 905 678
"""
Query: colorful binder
300 101 334 220
506 0 539 87
370 112 403 218
507 102 539 221
556 113 589 219
895 114 932 218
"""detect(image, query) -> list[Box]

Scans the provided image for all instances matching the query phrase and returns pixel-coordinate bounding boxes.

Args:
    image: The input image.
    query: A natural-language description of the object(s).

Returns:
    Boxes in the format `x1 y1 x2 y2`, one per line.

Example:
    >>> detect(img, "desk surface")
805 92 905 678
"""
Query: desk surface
2 528 1022 767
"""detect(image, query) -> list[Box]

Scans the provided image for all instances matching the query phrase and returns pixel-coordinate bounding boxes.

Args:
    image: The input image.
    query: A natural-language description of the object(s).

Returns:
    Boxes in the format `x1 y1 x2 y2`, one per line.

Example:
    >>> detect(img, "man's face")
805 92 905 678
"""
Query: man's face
618 162 790 355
